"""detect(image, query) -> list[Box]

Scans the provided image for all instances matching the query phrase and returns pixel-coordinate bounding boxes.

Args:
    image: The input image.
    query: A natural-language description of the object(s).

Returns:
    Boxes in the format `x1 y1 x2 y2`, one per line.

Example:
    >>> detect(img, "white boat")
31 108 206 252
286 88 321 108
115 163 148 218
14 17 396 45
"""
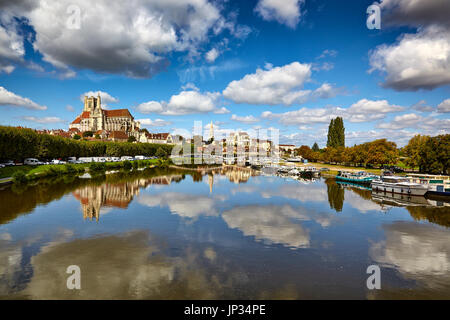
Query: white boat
406 174 450 197
371 176 428 196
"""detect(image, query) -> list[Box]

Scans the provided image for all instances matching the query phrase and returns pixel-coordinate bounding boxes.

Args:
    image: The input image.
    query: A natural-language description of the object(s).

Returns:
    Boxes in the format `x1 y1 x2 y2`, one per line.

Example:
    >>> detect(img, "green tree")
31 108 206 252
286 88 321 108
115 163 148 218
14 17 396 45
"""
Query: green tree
73 134 81 140
82 131 93 137
327 117 345 148
128 136 137 143
403 134 430 171
155 147 168 158
312 142 320 152
419 134 449 174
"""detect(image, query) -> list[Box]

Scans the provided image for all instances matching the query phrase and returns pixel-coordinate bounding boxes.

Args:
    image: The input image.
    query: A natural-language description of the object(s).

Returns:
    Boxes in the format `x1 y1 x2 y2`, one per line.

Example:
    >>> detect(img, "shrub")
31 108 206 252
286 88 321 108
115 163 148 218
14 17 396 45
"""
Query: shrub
122 160 132 170
12 171 28 184
89 162 106 172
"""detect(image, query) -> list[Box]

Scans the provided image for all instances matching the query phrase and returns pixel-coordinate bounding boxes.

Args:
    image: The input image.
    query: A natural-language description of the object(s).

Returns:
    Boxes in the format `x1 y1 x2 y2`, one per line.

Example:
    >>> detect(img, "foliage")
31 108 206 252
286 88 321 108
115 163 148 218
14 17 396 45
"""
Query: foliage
327 117 345 148
122 160 132 170
0 126 173 161
418 134 449 174
12 171 28 184
127 136 137 143
155 147 168 158
312 142 320 152
73 134 81 140
83 131 94 137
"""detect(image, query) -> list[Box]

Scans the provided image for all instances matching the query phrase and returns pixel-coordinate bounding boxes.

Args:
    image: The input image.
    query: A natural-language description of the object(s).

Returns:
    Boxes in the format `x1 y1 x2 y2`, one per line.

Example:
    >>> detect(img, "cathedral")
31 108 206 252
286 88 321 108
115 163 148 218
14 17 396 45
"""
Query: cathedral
69 94 140 138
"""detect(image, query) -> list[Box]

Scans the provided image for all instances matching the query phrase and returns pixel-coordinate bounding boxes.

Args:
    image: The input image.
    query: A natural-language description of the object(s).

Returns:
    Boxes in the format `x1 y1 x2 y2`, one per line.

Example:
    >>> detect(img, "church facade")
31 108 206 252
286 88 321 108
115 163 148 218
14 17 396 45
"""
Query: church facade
69 95 140 138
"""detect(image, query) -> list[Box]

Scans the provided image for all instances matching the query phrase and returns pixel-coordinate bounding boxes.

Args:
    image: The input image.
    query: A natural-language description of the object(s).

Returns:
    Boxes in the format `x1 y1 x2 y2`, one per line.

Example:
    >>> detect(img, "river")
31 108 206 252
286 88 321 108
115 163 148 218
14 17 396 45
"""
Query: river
0 167 449 299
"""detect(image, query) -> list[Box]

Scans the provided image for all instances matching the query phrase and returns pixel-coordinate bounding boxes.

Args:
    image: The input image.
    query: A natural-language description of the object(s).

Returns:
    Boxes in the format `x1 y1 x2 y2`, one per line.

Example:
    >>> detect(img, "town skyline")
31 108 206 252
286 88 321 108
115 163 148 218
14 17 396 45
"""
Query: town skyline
0 0 449 148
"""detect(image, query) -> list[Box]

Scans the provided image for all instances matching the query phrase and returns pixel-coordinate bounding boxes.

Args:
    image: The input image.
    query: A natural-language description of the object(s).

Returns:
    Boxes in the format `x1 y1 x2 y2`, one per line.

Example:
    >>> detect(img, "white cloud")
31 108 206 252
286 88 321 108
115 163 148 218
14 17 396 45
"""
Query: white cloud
21 116 65 124
205 48 219 63
348 98 404 114
223 62 339 106
411 100 434 112
222 205 310 248
213 106 230 114
138 192 224 219
137 118 172 127
0 21 25 74
136 90 221 115
255 0 304 28
377 113 450 130
437 98 450 113
0 0 243 78
261 99 404 125
231 114 259 124
0 86 47 110
66 105 75 112
80 90 119 106
369 26 450 91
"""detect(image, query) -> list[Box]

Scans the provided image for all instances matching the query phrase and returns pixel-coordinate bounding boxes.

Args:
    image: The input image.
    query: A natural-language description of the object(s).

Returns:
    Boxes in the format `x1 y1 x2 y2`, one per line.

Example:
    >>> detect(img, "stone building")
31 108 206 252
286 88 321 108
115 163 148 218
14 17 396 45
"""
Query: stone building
69 94 140 138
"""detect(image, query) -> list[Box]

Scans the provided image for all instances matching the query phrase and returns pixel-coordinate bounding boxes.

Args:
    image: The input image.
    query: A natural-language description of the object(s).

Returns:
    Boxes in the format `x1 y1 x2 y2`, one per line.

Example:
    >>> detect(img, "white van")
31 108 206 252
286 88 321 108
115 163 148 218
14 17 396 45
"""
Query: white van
134 155 145 160
24 158 42 166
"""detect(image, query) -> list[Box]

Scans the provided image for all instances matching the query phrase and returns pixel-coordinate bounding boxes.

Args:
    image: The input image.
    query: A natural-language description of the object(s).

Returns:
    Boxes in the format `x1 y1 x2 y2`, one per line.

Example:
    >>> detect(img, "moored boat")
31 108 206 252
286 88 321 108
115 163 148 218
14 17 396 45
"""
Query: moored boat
406 174 450 197
371 176 428 196
335 171 377 186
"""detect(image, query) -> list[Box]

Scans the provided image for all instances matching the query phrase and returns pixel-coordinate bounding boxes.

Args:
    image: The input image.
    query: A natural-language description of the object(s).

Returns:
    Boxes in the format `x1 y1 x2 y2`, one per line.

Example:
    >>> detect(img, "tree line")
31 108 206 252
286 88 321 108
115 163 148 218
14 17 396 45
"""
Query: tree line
0 126 174 161
296 134 449 174
296 138 399 167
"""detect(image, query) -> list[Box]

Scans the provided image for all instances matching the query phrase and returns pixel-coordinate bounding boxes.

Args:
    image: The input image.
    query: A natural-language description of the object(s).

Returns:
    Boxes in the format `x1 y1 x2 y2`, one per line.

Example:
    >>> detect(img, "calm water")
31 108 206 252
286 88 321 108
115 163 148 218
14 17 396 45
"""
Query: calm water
0 167 449 299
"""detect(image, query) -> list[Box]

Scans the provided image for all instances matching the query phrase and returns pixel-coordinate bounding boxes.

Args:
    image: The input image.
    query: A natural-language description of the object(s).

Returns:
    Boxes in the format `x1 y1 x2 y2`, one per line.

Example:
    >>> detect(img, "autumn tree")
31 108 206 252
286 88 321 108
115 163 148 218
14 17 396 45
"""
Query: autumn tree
403 135 430 171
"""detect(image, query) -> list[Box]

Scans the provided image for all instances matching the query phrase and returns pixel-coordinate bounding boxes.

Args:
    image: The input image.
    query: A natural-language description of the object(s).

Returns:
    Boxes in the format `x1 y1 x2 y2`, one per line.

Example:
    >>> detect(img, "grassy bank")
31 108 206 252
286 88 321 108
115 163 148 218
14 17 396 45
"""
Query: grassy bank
1 159 165 183
300 162 383 175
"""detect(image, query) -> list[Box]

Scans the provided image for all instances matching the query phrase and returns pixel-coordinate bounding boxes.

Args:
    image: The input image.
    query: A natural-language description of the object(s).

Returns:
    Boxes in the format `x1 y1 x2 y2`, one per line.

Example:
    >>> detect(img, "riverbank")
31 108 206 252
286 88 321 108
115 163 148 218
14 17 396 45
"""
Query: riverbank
0 159 167 184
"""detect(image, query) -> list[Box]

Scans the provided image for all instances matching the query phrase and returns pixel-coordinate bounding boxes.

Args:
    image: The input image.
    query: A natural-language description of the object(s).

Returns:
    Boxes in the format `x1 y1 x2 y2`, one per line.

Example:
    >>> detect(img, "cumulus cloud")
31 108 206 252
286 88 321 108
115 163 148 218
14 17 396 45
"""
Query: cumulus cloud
205 48 219 63
137 118 172 127
136 90 221 115
377 113 450 130
370 222 450 287
262 99 404 125
222 205 310 249
437 98 450 113
21 116 65 124
0 86 47 110
411 100 434 112
255 0 305 28
0 0 244 78
138 192 225 219
223 62 339 106
80 90 119 105
369 26 450 91
231 114 259 124
380 0 450 28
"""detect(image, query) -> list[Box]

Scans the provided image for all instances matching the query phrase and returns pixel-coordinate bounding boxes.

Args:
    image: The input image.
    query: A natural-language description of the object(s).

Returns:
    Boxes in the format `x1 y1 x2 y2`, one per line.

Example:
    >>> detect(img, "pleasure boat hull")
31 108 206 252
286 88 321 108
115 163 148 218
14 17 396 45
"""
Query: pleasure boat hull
371 180 428 196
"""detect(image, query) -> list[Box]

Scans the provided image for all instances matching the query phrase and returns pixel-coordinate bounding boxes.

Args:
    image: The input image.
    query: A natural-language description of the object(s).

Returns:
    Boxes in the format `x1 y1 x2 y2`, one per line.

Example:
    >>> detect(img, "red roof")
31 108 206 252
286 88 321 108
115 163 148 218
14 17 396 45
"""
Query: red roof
71 117 81 124
81 111 90 118
110 131 129 140
146 133 169 140
103 109 132 118
69 127 80 132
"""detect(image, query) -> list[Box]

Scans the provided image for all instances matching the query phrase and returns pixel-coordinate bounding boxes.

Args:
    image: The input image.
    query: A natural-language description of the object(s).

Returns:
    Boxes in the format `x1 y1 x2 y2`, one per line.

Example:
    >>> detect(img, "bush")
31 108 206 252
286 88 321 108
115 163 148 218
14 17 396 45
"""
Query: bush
12 171 28 184
155 147 168 159
89 162 106 172
132 161 138 169
122 160 132 170
63 164 77 174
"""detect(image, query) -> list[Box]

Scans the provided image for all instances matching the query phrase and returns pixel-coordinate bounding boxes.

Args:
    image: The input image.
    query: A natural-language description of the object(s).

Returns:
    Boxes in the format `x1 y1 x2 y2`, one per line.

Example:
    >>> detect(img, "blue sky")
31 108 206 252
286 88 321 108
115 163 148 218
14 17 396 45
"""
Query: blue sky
0 0 449 147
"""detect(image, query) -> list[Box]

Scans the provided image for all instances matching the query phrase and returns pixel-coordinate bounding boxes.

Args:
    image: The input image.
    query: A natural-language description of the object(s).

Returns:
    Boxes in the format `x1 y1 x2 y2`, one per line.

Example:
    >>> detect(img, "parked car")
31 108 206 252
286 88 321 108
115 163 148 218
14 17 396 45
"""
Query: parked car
51 159 66 165
0 164 5 168
134 155 145 160
1 160 15 166
121 156 134 161
24 158 43 166
111 157 121 162
67 157 77 164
